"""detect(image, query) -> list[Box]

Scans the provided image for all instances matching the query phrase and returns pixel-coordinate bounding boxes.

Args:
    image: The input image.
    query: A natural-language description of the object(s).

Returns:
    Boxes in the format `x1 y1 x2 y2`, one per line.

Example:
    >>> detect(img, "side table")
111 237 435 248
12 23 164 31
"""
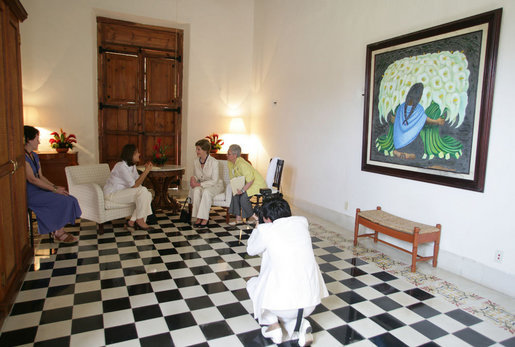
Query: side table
138 165 185 212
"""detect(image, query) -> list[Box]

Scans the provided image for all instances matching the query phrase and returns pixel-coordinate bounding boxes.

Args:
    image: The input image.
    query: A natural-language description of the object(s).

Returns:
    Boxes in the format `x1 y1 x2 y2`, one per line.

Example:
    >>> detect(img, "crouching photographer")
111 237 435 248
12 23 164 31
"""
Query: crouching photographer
253 189 282 224
246 198 329 345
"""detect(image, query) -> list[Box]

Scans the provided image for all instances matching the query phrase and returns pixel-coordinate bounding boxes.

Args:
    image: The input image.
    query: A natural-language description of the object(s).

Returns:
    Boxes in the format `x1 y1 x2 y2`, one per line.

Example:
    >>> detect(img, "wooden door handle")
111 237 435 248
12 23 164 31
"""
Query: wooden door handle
10 160 17 175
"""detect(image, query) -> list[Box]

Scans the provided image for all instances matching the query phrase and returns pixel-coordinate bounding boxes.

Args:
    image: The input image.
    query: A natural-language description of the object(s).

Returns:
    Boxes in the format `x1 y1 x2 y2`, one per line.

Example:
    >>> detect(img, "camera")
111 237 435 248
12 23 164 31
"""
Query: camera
253 188 282 224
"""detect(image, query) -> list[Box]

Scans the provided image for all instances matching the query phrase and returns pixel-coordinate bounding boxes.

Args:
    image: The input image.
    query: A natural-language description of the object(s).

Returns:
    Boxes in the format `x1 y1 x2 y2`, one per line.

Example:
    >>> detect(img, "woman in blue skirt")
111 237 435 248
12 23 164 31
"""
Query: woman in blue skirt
24 126 81 243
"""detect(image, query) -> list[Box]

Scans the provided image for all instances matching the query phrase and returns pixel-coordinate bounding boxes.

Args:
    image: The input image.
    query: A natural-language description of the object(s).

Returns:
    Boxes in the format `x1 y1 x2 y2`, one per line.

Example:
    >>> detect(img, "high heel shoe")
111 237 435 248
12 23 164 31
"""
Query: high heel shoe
52 231 78 243
125 221 136 231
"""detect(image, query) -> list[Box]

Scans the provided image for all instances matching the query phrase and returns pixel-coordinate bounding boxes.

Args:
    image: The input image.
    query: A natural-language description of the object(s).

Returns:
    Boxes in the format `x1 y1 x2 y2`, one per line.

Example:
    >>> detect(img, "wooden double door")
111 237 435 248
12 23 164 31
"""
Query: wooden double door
97 17 183 167
0 0 30 327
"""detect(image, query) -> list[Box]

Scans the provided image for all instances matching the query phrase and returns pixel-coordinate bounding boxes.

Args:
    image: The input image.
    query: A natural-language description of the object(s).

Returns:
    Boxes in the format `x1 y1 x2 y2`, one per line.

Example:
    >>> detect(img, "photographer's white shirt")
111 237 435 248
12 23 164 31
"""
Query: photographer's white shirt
246 216 329 322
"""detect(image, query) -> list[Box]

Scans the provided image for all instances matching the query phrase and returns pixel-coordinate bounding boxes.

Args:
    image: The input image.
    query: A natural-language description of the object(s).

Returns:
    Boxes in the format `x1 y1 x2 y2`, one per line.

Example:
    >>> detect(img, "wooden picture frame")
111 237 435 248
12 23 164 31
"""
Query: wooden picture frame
362 9 502 192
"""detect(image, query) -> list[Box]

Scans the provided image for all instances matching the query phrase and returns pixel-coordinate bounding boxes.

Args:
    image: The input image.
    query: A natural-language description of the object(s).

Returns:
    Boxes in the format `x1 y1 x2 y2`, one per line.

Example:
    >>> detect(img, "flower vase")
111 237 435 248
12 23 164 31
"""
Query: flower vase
56 147 69 153
210 149 219 154
153 158 167 167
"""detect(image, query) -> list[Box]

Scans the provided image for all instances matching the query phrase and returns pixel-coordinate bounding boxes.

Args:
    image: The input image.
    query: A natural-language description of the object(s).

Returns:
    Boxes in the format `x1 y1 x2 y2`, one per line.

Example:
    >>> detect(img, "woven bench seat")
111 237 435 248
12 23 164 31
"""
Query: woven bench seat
354 206 441 272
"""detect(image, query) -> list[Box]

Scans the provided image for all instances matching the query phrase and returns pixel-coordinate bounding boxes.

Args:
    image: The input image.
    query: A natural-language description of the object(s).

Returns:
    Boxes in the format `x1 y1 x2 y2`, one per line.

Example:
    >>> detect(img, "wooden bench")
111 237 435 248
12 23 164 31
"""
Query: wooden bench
354 206 441 272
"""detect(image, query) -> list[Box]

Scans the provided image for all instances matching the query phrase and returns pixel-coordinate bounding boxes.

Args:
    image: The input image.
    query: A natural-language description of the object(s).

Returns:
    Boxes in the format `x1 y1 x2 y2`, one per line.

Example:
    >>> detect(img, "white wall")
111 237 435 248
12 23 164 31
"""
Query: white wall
252 0 515 296
20 0 254 182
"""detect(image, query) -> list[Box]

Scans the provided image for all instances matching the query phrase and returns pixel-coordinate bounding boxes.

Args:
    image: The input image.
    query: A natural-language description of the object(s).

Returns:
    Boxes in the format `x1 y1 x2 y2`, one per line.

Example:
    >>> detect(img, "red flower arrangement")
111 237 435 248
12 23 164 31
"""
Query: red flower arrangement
205 133 224 151
152 138 169 165
49 129 77 149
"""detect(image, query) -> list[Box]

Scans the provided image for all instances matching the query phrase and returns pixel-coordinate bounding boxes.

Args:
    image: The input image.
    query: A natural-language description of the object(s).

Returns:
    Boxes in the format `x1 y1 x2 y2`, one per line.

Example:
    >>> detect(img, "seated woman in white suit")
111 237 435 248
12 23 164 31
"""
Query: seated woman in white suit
189 139 224 227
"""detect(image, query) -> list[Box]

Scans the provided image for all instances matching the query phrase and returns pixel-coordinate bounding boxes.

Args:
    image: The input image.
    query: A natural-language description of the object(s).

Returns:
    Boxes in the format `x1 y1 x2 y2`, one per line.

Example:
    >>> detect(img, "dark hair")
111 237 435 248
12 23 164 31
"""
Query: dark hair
120 144 137 166
261 198 292 222
24 125 39 144
195 139 211 152
402 83 424 125
406 83 423 106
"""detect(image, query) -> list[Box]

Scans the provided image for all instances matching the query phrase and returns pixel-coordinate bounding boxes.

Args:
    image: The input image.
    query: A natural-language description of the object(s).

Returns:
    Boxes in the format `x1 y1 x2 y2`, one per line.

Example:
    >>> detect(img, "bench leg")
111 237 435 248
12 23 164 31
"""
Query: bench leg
411 244 418 272
225 207 230 224
433 225 441 268
98 223 105 235
433 238 440 268
354 209 361 246
411 227 421 272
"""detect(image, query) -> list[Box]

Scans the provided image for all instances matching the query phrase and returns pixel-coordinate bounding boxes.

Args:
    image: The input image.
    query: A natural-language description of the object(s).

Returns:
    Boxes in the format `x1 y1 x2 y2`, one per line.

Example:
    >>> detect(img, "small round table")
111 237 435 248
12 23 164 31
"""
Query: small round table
138 165 185 212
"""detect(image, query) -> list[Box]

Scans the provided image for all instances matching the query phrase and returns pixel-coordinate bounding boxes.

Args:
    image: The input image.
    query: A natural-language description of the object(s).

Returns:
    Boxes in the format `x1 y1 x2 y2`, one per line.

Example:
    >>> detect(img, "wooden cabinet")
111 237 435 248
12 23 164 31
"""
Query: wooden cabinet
37 151 78 190
0 0 30 329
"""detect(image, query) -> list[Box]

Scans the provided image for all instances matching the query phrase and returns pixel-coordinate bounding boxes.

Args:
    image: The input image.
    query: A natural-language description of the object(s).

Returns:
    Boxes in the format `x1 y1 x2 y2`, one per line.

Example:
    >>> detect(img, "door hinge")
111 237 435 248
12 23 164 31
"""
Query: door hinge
99 102 121 110
163 106 181 113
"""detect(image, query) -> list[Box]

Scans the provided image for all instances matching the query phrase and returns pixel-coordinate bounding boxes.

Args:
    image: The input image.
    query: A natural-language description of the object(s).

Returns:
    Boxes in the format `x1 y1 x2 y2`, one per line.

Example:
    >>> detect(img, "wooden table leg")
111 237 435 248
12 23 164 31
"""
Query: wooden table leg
148 174 181 213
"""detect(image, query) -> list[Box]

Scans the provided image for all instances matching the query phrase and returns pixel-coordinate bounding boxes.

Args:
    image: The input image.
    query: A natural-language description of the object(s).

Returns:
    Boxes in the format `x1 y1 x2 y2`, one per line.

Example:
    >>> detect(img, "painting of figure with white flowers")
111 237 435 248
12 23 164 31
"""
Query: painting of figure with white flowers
362 9 501 191
375 51 469 164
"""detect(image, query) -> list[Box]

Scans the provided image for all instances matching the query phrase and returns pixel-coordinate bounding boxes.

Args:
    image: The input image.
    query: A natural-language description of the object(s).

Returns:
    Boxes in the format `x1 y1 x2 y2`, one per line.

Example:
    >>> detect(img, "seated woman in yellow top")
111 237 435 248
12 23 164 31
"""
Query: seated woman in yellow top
227 144 267 225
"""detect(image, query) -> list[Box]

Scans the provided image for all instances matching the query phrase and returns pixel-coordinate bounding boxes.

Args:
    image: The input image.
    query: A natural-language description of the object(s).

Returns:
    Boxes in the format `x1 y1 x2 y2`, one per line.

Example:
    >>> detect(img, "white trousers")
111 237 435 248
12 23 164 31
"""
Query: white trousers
191 183 223 220
260 306 316 337
106 186 153 221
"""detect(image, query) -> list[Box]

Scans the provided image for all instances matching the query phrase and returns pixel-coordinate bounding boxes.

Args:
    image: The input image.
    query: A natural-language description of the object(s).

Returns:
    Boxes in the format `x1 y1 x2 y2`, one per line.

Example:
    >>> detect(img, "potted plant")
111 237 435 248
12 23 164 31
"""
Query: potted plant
152 138 169 165
49 129 77 153
205 133 224 153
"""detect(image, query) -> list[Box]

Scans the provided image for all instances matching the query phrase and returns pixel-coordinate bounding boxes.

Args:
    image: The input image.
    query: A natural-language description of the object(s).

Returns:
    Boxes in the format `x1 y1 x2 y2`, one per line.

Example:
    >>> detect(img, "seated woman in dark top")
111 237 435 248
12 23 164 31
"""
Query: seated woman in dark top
24 125 82 243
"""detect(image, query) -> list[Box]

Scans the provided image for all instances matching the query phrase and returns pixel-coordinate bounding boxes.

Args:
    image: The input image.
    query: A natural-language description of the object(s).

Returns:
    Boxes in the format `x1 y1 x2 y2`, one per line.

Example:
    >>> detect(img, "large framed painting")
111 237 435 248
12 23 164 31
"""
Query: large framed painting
362 9 502 192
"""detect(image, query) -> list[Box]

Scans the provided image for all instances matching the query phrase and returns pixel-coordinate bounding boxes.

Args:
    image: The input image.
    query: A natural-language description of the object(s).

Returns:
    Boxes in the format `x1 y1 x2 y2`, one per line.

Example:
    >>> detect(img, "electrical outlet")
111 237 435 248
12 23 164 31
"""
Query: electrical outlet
494 250 503 263
344 201 349 210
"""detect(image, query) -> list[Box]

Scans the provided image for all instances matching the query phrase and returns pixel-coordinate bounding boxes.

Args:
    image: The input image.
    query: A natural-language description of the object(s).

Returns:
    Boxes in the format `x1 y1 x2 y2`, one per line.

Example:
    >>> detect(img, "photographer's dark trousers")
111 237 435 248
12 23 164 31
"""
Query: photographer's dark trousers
229 192 254 219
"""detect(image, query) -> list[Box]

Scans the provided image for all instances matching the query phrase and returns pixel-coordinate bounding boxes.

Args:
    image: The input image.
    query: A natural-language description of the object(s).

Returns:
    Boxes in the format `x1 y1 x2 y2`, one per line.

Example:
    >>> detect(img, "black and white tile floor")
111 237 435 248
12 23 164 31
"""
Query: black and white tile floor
0 206 513 346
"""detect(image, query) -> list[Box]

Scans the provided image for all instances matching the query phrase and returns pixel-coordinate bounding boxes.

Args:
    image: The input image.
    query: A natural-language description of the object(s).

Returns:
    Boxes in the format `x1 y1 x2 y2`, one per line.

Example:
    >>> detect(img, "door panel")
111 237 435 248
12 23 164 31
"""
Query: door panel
146 57 176 106
104 52 139 104
143 110 175 133
104 108 138 132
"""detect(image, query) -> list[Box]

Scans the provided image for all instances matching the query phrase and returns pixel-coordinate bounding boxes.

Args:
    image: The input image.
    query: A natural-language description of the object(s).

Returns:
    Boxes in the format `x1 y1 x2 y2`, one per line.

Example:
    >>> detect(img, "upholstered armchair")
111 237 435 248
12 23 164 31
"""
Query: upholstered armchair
65 164 135 234
212 160 232 223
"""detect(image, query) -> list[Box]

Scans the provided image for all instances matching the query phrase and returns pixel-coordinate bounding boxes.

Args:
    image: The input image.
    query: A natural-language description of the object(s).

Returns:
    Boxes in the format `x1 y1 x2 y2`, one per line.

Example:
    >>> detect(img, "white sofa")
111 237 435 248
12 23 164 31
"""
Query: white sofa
65 164 135 234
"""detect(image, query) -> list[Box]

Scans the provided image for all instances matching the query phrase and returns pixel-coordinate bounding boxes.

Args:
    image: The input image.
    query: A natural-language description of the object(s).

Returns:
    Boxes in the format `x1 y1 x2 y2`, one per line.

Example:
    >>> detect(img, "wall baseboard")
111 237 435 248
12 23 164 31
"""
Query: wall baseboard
289 195 515 298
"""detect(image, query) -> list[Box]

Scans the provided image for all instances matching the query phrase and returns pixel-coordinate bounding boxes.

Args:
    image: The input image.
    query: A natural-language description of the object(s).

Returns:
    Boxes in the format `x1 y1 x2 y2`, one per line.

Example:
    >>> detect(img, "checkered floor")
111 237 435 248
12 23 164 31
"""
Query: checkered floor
0 206 513 346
